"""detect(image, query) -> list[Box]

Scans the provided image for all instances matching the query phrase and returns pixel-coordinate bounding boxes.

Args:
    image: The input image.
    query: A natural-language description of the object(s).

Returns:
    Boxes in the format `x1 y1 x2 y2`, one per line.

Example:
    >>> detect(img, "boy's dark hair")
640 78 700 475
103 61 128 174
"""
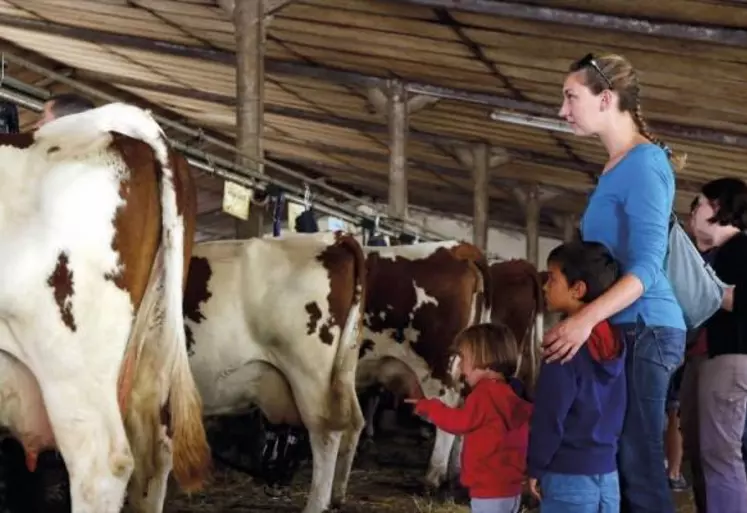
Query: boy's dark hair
547 241 620 303
48 93 96 118
700 178 747 230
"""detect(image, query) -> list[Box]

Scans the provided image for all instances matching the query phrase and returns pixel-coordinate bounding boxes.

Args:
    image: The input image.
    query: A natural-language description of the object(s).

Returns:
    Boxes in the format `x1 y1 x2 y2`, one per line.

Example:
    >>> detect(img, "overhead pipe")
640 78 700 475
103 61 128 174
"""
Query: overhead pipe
187 159 407 240
397 0 747 47
0 52 449 241
0 84 446 242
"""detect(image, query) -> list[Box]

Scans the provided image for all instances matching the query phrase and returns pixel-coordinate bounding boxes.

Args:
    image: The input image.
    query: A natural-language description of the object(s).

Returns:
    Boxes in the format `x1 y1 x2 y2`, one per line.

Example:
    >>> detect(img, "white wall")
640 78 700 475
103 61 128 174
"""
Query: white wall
403 209 562 269
236 199 563 270
317 203 563 270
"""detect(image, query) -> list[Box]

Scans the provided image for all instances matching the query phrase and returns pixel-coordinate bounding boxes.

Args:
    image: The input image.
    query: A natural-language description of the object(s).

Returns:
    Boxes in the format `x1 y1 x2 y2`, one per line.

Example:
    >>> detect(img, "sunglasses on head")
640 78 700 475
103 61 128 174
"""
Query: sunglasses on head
575 53 613 90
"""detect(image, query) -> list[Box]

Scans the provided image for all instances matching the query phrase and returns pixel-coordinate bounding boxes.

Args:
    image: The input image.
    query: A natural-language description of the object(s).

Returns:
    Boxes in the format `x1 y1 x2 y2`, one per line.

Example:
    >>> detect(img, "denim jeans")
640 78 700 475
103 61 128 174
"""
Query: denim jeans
470 495 521 513
539 471 620 513
616 317 685 513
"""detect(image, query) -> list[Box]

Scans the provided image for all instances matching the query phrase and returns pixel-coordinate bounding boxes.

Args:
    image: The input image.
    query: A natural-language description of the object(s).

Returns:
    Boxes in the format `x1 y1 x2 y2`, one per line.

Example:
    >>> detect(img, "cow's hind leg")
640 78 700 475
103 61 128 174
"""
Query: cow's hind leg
305 425 343 513
42 383 133 513
124 412 173 513
331 388 365 508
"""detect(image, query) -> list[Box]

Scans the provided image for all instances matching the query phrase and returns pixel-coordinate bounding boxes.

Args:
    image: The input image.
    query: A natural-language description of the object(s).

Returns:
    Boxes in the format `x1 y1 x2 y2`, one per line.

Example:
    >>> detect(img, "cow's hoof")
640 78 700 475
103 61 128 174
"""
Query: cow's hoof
262 484 291 501
358 436 375 452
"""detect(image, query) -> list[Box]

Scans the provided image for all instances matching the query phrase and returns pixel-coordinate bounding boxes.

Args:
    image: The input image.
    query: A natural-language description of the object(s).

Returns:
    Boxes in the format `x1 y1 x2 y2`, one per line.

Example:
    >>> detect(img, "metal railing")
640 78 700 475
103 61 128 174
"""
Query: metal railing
0 51 454 242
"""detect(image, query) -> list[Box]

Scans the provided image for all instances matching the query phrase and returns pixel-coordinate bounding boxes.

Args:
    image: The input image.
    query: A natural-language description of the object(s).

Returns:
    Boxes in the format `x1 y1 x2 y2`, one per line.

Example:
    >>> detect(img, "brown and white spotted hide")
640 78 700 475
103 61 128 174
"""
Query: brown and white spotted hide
0 103 209 513
182 231 366 513
489 259 544 398
356 240 492 488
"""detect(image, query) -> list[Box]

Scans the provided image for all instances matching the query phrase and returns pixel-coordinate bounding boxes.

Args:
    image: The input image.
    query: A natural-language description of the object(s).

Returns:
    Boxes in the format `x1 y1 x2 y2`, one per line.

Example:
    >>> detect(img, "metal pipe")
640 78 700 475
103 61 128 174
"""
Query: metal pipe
2 76 50 100
0 52 446 239
0 85 445 242
0 86 43 111
397 0 747 47
188 158 406 239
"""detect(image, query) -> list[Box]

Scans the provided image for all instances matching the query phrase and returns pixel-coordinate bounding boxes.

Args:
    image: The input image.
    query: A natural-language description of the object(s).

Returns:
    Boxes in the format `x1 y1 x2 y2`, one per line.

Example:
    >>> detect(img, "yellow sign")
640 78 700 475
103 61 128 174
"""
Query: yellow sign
287 201 305 232
222 182 252 220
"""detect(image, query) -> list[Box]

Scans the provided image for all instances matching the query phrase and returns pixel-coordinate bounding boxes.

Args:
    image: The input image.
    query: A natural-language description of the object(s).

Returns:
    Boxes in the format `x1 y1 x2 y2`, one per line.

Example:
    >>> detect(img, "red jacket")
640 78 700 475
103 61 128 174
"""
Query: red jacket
413 378 533 498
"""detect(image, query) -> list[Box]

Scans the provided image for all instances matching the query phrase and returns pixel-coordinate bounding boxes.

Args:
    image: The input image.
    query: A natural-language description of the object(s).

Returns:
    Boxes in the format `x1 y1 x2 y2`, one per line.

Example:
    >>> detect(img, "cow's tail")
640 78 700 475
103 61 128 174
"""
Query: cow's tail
451 242 493 325
514 263 545 400
156 142 210 491
327 231 367 431
522 266 545 399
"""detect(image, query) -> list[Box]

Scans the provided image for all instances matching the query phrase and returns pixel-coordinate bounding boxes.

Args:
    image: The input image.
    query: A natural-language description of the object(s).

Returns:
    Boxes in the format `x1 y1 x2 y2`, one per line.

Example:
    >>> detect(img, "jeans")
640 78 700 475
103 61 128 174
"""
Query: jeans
666 364 684 412
470 495 521 513
698 354 747 513
616 317 685 513
539 471 619 513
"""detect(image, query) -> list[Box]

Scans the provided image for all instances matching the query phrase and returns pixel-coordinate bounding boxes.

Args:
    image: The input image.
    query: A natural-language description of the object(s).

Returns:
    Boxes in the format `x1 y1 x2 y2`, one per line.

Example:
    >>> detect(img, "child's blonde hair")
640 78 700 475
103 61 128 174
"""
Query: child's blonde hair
454 322 519 379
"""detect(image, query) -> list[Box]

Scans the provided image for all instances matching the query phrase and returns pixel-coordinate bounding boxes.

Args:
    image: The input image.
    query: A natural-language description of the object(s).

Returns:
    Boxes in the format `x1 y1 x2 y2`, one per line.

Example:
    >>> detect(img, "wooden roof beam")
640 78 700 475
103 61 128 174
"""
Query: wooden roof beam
0 14 744 147
396 0 747 47
363 84 439 121
216 0 296 18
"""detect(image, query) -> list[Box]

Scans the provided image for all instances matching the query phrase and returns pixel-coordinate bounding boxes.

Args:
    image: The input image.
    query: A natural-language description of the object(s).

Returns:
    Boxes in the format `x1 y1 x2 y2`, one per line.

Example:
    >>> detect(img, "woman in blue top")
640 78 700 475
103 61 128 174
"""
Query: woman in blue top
542 53 686 513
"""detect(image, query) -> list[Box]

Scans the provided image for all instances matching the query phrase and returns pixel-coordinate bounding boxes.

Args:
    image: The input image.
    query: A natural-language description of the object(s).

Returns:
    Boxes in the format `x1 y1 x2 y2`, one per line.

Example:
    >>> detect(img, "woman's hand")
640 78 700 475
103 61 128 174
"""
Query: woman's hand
542 311 595 364
722 286 734 312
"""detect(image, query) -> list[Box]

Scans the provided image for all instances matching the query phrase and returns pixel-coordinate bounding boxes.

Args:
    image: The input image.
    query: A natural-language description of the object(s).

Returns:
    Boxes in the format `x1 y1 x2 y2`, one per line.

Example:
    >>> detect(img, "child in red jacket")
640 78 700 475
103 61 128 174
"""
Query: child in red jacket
406 323 533 513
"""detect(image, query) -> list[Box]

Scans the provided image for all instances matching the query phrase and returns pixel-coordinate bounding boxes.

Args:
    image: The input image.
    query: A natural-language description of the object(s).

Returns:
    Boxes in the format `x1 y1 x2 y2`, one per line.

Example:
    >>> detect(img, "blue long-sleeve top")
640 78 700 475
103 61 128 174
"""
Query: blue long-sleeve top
580 143 685 329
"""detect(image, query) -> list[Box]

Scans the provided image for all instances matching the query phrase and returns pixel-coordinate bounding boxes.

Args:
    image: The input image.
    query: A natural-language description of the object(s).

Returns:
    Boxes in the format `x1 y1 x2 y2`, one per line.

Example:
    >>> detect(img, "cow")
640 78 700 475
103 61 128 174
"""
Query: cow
183 231 366 513
488 259 545 398
356 240 494 489
0 103 210 513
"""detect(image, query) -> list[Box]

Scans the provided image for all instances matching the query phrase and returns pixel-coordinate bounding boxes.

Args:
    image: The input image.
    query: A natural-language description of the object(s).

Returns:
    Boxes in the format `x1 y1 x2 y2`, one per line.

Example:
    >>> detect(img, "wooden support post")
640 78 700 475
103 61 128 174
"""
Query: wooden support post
387 80 408 222
472 143 489 250
563 213 577 242
525 184 540 267
233 0 265 238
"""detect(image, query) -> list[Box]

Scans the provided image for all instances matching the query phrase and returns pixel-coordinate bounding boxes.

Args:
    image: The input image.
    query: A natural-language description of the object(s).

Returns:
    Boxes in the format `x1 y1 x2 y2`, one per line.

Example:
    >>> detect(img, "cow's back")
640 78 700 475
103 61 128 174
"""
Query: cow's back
361 241 489 391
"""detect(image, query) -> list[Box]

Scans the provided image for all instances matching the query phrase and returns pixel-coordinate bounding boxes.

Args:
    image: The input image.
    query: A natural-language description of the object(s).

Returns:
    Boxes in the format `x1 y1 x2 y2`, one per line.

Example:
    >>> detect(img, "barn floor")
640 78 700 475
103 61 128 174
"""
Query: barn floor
164 432 697 513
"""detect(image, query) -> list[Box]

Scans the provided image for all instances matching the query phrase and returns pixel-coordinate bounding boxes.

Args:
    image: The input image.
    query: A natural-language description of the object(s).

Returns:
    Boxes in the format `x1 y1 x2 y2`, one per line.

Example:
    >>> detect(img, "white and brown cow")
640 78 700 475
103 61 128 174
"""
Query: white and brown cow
183 231 366 513
356 240 492 488
0 104 210 513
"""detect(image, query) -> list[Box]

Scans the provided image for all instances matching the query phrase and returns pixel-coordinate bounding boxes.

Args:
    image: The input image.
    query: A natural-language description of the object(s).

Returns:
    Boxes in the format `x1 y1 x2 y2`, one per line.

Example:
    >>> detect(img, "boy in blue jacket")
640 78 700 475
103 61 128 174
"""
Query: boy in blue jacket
528 241 625 513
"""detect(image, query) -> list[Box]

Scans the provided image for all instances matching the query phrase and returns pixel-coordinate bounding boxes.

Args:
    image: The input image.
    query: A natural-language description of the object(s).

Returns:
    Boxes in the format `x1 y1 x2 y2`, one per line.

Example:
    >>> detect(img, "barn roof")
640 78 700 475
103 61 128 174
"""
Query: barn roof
0 0 745 241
